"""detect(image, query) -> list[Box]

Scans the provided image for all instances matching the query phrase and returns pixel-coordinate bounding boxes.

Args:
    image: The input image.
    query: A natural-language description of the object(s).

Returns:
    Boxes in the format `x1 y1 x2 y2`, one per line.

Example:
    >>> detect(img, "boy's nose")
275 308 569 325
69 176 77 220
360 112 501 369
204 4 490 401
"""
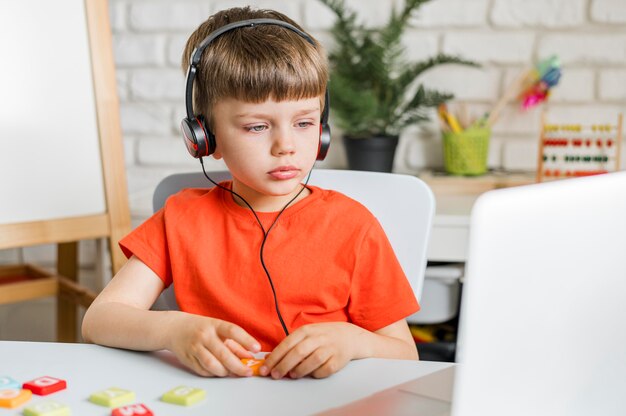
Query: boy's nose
271 129 296 155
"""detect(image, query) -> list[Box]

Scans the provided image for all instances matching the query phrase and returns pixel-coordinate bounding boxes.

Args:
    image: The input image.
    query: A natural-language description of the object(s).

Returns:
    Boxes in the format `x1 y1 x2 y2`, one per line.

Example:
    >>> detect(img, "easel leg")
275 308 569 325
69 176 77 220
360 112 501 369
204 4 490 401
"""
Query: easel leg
57 242 78 342
109 232 127 275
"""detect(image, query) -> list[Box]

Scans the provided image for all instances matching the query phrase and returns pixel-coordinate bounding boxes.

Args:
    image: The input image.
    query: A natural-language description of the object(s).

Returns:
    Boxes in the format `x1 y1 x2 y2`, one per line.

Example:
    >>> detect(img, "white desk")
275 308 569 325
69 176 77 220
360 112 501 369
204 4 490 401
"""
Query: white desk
0 341 453 415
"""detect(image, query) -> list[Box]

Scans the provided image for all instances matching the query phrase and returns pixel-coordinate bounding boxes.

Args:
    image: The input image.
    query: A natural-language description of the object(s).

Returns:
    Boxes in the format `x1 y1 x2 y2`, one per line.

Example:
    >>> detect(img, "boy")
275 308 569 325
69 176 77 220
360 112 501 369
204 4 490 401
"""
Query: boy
82 6 419 379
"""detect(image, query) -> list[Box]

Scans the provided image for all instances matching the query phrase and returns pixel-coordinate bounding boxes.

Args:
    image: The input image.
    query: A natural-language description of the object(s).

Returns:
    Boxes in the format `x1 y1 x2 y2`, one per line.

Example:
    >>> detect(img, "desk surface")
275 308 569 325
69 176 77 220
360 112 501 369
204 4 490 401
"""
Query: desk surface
0 341 452 415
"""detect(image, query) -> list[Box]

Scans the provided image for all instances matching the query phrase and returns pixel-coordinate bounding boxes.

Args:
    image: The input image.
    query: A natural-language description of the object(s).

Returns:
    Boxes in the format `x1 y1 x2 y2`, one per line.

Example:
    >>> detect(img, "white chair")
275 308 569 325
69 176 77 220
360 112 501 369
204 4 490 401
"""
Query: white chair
151 169 435 324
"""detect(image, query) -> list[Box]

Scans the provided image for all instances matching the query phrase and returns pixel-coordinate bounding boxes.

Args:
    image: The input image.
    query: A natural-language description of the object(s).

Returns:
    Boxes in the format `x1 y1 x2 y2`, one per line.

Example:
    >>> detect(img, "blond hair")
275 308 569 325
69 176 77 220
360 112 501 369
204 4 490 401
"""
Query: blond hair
182 7 328 127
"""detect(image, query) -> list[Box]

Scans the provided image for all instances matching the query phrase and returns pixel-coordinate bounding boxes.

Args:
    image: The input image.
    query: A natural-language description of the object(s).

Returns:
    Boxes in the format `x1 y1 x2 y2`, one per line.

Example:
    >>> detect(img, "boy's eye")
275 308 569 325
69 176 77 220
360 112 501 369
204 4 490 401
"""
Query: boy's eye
246 125 267 132
296 121 314 128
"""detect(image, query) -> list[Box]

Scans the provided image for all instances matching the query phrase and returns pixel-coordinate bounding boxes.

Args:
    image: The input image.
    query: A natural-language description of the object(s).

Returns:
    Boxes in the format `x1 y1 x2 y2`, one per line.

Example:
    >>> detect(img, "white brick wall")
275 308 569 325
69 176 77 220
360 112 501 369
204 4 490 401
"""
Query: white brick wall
402 32 439 62
491 0 586 28
539 34 626 65
419 66 501 101
444 32 535 64
410 0 489 27
591 0 626 23
599 70 626 101
547 69 595 103
113 34 166 66
129 2 212 32
302 1 339 30
106 0 626 201
3 0 626 341
130 69 184 101
119 103 174 135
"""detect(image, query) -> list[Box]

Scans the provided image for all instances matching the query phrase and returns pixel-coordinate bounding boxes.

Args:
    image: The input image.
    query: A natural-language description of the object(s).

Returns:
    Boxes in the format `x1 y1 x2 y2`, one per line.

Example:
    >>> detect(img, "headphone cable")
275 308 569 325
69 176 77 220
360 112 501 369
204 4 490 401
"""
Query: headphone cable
199 158 313 336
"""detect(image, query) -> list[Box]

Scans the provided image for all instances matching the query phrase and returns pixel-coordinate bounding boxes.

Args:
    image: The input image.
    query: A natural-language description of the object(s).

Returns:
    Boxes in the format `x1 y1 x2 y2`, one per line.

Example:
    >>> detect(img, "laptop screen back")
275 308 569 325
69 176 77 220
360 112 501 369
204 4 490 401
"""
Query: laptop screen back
453 171 626 416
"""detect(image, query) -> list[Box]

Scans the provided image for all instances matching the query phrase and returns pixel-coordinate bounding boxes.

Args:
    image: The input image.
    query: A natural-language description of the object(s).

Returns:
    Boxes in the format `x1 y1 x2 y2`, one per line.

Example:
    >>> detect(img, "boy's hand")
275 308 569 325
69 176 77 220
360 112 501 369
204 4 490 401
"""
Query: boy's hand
168 313 261 377
259 322 365 379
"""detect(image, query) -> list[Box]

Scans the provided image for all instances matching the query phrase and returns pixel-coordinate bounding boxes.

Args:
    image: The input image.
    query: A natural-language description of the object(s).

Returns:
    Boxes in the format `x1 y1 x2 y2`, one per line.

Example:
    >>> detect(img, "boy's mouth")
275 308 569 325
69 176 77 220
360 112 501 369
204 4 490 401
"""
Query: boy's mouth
268 166 299 180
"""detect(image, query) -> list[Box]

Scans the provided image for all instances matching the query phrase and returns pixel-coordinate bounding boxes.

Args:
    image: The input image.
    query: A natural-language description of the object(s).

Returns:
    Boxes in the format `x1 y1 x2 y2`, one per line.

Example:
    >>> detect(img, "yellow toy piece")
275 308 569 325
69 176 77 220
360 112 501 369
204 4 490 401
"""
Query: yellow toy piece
241 358 265 376
89 387 135 408
0 388 32 409
161 385 206 406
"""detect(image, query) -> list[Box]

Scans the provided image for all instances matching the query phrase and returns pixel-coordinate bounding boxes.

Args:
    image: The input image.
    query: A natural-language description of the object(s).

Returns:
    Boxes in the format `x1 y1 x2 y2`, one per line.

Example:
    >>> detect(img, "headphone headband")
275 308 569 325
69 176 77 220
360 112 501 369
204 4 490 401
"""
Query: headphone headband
181 18 331 160
193 19 313 66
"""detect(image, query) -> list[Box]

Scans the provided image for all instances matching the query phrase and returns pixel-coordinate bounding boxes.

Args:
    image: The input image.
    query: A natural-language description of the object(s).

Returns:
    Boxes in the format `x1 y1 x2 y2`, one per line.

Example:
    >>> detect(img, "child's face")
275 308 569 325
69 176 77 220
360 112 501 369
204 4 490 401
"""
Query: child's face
211 96 322 210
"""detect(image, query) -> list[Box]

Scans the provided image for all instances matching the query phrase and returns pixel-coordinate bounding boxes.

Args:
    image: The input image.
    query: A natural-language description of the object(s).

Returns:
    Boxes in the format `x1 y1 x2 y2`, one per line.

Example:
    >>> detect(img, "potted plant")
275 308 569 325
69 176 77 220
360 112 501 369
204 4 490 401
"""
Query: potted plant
319 0 477 172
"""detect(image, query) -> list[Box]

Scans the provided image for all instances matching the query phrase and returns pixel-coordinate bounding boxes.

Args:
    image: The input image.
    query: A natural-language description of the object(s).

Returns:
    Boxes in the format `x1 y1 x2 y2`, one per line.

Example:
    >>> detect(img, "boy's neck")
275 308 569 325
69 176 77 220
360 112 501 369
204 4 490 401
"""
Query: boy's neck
230 183 311 213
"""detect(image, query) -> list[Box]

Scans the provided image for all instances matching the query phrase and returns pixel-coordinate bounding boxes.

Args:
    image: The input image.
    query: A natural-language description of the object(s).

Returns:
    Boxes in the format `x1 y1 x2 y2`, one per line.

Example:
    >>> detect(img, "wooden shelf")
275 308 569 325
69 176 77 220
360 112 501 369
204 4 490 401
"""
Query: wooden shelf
0 264 57 305
418 170 536 196
0 264 97 313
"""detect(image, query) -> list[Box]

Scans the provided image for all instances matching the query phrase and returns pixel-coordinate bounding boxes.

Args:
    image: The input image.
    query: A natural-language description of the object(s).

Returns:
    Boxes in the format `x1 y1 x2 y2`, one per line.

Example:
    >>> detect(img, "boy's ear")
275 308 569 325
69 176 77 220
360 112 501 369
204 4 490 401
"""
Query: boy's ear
211 145 222 160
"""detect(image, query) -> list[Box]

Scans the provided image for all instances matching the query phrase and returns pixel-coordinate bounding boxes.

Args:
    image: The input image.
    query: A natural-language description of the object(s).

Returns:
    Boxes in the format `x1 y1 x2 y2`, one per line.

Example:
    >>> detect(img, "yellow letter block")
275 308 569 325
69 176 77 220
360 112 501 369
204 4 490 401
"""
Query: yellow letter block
0 388 32 408
89 387 135 408
161 385 206 406
23 400 70 416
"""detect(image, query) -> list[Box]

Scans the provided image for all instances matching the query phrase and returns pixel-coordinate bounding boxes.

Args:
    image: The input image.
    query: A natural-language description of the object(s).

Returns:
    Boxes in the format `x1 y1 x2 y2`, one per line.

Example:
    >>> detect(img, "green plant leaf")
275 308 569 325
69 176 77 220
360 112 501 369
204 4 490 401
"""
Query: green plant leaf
319 0 477 137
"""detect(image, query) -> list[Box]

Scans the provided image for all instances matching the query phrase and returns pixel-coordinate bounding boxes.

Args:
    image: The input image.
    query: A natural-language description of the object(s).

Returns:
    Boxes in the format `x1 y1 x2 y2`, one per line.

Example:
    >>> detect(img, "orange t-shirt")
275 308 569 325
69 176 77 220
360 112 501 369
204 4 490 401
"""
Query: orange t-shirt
119 182 419 351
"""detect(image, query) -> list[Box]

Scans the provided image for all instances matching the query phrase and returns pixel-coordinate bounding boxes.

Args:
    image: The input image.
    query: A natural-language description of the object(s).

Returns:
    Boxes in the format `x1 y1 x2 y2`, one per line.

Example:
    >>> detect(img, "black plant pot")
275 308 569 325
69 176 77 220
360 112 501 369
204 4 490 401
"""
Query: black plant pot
343 135 399 172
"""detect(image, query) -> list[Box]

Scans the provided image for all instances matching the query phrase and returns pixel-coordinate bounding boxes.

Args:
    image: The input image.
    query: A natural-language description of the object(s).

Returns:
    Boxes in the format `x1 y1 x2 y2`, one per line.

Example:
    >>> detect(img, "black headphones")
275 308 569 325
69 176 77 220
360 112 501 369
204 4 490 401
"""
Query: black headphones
181 18 331 161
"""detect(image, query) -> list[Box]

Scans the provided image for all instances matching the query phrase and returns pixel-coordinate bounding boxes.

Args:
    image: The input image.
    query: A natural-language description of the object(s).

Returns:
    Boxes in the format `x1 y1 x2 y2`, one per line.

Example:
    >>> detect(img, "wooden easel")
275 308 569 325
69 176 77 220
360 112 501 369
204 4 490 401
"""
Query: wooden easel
0 0 130 342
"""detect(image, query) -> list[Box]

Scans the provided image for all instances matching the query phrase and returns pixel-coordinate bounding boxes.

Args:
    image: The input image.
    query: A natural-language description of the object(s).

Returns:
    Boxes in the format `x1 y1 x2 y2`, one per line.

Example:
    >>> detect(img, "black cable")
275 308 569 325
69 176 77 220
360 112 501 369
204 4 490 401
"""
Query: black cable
199 158 313 336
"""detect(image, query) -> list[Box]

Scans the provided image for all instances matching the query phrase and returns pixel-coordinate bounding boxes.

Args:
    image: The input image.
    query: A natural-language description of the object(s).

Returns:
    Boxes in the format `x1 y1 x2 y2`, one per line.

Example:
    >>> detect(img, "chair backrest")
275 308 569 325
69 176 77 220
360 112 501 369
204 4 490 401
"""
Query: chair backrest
152 169 435 323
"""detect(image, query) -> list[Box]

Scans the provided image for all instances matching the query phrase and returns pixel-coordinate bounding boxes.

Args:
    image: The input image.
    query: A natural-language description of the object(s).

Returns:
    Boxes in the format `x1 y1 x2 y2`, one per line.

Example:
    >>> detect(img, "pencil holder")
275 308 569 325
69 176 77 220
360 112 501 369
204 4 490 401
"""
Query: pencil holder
442 126 490 175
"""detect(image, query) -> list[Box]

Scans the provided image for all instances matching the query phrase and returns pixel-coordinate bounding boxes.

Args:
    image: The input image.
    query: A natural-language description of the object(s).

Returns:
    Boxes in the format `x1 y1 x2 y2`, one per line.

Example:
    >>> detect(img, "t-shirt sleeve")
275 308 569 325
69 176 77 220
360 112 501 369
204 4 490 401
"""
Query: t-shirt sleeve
348 219 420 332
118 208 172 287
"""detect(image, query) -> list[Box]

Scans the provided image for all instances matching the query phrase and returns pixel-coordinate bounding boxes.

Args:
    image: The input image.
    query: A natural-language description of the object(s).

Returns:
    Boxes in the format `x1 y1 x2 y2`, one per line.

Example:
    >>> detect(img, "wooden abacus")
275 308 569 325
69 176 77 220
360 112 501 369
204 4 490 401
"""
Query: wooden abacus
537 113 623 182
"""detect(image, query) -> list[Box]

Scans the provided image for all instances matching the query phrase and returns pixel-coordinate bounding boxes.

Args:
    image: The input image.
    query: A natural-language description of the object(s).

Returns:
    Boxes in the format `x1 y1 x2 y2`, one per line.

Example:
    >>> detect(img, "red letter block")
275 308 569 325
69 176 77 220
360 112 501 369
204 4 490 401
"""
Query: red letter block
111 403 154 416
23 376 67 396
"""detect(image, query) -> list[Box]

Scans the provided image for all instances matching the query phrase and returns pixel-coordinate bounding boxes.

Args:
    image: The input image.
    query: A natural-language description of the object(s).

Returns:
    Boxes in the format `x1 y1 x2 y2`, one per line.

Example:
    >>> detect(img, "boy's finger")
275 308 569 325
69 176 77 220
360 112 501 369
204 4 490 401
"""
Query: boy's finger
217 322 261 353
288 348 331 379
269 337 318 379
260 331 307 377
311 357 345 379
208 340 253 377
260 338 291 373
190 354 217 377
194 348 228 377
224 338 255 358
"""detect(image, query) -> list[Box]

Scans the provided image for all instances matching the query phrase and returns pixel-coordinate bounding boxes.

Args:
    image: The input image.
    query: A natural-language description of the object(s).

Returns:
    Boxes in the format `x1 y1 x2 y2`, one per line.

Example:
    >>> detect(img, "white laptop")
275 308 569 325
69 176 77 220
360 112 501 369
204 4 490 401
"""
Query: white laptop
453 170 626 416
320 171 626 416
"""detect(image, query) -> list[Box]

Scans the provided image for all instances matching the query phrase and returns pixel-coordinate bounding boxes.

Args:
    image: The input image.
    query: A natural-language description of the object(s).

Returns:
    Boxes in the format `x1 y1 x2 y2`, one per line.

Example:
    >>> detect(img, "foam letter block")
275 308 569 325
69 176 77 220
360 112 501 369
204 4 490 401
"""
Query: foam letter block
161 386 206 406
89 387 135 408
23 376 67 396
0 388 32 408
241 358 265 376
0 376 20 390
111 403 154 416
23 400 71 416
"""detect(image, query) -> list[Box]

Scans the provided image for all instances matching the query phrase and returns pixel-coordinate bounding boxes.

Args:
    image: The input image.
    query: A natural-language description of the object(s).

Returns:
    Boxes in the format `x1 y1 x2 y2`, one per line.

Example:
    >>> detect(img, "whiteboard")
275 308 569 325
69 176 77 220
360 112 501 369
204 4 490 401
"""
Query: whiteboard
0 0 106 224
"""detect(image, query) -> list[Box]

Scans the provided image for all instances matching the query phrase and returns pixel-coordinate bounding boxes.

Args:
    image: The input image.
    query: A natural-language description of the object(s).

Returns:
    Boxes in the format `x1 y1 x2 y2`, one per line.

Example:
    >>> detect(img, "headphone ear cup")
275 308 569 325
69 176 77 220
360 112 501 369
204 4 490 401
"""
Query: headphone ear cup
180 116 215 158
317 123 331 161
202 117 217 156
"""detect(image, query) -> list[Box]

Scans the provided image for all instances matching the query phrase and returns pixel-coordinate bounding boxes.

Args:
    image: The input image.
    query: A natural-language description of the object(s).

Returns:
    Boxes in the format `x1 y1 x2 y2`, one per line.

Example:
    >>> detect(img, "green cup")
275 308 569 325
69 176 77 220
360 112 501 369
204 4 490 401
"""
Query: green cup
442 126 490 175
